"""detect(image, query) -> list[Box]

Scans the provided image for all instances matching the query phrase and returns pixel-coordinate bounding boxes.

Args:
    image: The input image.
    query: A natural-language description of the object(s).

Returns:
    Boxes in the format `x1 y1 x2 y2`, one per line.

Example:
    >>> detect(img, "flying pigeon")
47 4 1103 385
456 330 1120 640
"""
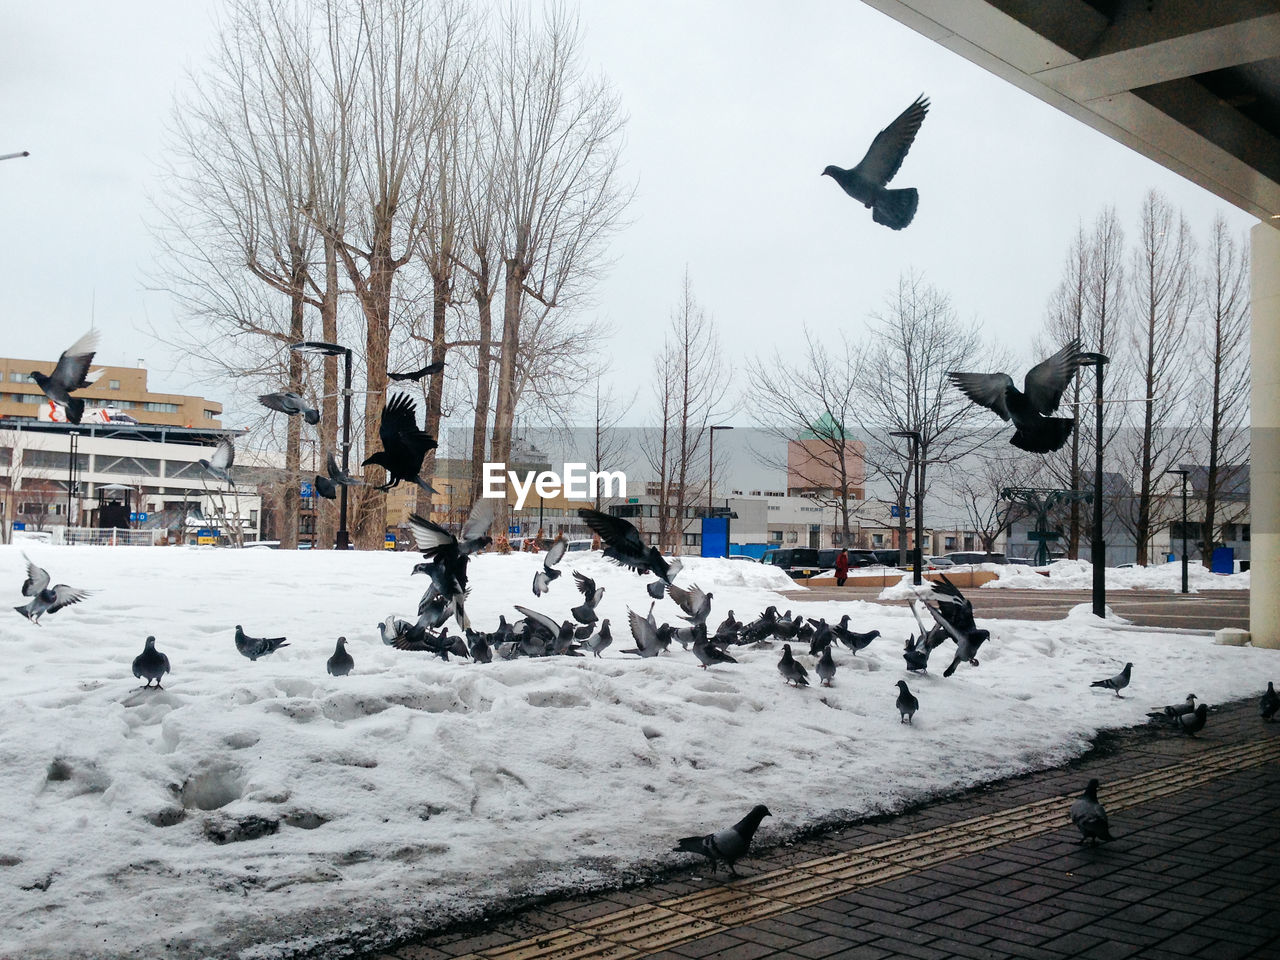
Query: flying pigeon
258 391 320 425
920 576 989 677
532 537 569 597
692 630 737 670
622 607 665 658
570 571 605 625
326 637 354 676
582 619 613 658
234 625 289 661
578 508 682 598
947 340 1086 454
378 615 414 646
1090 662 1133 698
1070 779 1113 845
777 643 809 687
407 499 496 630
314 452 363 500
815 645 837 686
30 329 99 424
673 804 771 875
822 95 930 230
1257 681 1279 722
132 636 170 688
14 555 93 624
362 393 437 492
197 436 236 486
388 360 445 382
667 583 713 625
1175 702 1208 736
895 680 919 724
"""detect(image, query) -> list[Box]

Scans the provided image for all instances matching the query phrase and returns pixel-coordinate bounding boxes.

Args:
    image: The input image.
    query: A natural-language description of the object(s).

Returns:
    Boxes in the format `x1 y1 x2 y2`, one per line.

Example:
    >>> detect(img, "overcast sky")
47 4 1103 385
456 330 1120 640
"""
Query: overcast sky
0 0 1258 440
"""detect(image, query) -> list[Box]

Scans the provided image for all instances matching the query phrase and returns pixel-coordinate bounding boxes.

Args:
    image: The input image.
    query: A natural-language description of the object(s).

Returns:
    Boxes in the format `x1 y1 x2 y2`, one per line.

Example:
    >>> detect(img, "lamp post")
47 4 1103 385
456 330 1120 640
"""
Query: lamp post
1079 352 1110 617
1 151 30 162
67 430 79 532
890 429 923 585
1165 467 1190 594
290 340 352 550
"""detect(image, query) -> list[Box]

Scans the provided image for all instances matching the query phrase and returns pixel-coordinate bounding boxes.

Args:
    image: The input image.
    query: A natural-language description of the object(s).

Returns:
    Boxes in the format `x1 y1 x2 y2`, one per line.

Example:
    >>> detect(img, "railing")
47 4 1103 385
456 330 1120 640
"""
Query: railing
63 527 164 547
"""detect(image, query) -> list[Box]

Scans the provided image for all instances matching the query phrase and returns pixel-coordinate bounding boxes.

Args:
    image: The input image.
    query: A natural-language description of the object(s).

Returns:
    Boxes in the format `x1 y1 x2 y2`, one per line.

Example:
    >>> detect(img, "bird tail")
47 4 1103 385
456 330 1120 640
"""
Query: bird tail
646 579 666 599
305 409 320 425
65 397 86 424
943 658 959 678
413 475 439 495
1090 679 1109 689
872 187 919 230
674 836 707 855
1011 417 1075 453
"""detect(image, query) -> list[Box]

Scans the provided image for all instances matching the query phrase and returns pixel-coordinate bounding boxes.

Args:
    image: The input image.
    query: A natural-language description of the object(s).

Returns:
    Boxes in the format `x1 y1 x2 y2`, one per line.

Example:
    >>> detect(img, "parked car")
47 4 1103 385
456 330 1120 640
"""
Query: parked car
870 548 910 567
563 539 596 552
760 548 822 579
727 553 760 562
943 551 1007 565
928 556 955 568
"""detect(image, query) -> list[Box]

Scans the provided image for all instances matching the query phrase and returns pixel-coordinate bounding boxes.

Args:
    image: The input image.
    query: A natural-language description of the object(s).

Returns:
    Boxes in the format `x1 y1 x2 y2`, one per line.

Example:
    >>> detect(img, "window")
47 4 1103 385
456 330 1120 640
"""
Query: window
8 371 29 382
16 393 43 404
204 409 218 419
873 533 884 547
682 533 698 546
770 530 783 542
786 531 798 544
109 380 120 390
142 401 179 413
945 536 956 550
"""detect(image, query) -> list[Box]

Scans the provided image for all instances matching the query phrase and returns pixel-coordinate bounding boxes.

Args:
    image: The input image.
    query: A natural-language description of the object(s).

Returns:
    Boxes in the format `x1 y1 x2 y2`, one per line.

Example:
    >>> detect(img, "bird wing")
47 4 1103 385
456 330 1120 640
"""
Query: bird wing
947 372 1014 420
925 602 969 646
407 513 457 553
380 392 435 462
461 497 499 543
50 329 100 390
47 585 92 614
665 582 696 617
21 554 50 597
627 607 659 652
1022 339 1084 415
258 393 298 414
514 605 561 638
573 570 597 599
851 95 930 187
578 509 647 558
209 437 235 470
543 537 568 569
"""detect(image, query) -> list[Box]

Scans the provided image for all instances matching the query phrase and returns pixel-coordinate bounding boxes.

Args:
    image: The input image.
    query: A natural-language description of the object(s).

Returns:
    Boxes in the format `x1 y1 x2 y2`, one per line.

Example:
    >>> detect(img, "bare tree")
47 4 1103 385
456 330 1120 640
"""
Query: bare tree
857 271 991 563
584 375 632 511
485 3 631 493
1195 213 1251 563
947 455 1044 553
746 328 865 546
1115 191 1198 564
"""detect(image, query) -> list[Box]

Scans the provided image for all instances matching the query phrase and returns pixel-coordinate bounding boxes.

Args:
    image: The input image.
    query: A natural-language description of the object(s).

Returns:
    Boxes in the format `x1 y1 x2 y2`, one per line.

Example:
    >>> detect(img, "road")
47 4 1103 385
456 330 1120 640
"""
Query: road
784 585 1249 632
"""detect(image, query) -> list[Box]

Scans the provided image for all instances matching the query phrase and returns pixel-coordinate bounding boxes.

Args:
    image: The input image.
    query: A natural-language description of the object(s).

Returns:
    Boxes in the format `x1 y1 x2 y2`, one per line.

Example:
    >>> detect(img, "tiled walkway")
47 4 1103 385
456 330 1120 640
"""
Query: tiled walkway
368 697 1280 960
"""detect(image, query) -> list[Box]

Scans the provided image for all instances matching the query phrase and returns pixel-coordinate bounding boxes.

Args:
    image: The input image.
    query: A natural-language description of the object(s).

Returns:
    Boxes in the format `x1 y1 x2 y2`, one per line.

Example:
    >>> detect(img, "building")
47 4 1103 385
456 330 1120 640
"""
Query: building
786 415 867 500
0 355 222 428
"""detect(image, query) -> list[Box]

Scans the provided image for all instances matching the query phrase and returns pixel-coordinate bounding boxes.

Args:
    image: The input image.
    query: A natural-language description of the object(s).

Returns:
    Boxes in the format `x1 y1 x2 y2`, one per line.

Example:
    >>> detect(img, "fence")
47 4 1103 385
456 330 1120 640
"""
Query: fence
62 527 164 547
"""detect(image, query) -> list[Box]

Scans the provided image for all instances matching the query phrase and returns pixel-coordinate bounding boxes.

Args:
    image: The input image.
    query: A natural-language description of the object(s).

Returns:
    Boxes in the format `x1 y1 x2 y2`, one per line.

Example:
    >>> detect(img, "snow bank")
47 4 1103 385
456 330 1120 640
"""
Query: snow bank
0 545 1270 959
982 558 1250 592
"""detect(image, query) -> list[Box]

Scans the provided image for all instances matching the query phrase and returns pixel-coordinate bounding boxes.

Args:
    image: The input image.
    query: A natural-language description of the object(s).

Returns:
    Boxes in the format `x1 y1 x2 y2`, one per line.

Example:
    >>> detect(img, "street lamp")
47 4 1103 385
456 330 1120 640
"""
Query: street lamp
1165 467 1190 594
290 340 353 550
67 430 80 532
890 429 923 585
1079 352 1110 617
1 151 30 162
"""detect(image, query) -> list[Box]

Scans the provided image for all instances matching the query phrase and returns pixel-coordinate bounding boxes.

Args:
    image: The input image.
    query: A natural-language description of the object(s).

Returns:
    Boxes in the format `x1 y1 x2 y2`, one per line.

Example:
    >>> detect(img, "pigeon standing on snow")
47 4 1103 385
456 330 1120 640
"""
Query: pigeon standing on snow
1070 779 1113 845
29 329 99 424
582 619 613 658
895 680 919 723
1175 702 1208 736
132 636 170 688
532 538 568 597
815 645 837 686
14 555 93 624
198 437 237 487
822 95 929 230
1090 662 1133 698
674 805 771 875
326 637 354 676
947 340 1086 454
692 629 737 670
258 391 320 425
836 626 879 656
578 508 682 599
235 625 289 661
362 393 437 492
777 644 809 687
1261 682 1279 722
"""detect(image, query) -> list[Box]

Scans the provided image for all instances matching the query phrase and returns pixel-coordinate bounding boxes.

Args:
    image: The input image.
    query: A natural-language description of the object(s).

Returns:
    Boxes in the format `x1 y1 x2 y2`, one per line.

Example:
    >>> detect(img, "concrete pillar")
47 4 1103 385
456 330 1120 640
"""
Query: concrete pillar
1251 222 1280 649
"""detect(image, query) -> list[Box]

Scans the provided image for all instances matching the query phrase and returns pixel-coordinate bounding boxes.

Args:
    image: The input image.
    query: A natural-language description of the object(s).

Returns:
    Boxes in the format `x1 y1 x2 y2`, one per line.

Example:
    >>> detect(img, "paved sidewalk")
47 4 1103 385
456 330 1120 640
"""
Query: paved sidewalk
368 696 1280 960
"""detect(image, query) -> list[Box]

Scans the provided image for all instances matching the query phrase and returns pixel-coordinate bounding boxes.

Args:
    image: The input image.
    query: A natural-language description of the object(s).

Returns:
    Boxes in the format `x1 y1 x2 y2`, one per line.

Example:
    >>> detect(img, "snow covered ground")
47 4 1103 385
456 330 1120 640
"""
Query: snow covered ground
979 558 1251 592
0 544 1271 959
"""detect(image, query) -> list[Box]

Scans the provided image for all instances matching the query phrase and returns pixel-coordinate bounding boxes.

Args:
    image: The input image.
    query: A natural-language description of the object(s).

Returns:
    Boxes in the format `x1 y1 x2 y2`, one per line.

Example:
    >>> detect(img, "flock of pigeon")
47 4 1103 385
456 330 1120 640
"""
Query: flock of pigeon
12 100 1273 880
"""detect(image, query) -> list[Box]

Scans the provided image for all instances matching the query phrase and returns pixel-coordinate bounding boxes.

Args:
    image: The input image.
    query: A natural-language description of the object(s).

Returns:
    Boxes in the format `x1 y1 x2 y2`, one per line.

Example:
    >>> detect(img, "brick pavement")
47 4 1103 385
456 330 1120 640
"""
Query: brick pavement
368 696 1280 960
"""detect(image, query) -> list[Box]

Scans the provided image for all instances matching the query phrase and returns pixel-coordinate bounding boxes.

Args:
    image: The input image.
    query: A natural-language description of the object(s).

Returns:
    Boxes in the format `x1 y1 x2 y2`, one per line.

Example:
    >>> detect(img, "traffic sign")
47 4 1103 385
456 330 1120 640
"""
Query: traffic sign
301 481 314 499
1028 530 1061 541
890 504 910 518
508 524 521 535
383 533 397 550
11 522 25 531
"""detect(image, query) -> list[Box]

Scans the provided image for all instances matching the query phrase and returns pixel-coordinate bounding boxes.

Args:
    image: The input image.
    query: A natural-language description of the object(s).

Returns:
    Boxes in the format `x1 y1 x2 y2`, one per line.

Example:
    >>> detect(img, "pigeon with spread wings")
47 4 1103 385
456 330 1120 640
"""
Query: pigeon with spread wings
198 437 237 486
362 393 438 492
948 340 1086 453
823 95 929 230
578 508 682 599
30 329 100 424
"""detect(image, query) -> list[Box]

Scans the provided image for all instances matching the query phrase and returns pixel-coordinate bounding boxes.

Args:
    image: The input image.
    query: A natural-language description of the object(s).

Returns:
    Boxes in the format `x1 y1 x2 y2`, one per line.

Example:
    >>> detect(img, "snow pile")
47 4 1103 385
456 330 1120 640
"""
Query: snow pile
983 558 1250 592
0 544 1271 959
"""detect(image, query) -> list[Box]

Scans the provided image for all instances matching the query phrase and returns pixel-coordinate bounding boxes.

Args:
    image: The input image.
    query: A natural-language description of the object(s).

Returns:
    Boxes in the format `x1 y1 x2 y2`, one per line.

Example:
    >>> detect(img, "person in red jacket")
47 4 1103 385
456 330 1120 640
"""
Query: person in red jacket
835 548 850 587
